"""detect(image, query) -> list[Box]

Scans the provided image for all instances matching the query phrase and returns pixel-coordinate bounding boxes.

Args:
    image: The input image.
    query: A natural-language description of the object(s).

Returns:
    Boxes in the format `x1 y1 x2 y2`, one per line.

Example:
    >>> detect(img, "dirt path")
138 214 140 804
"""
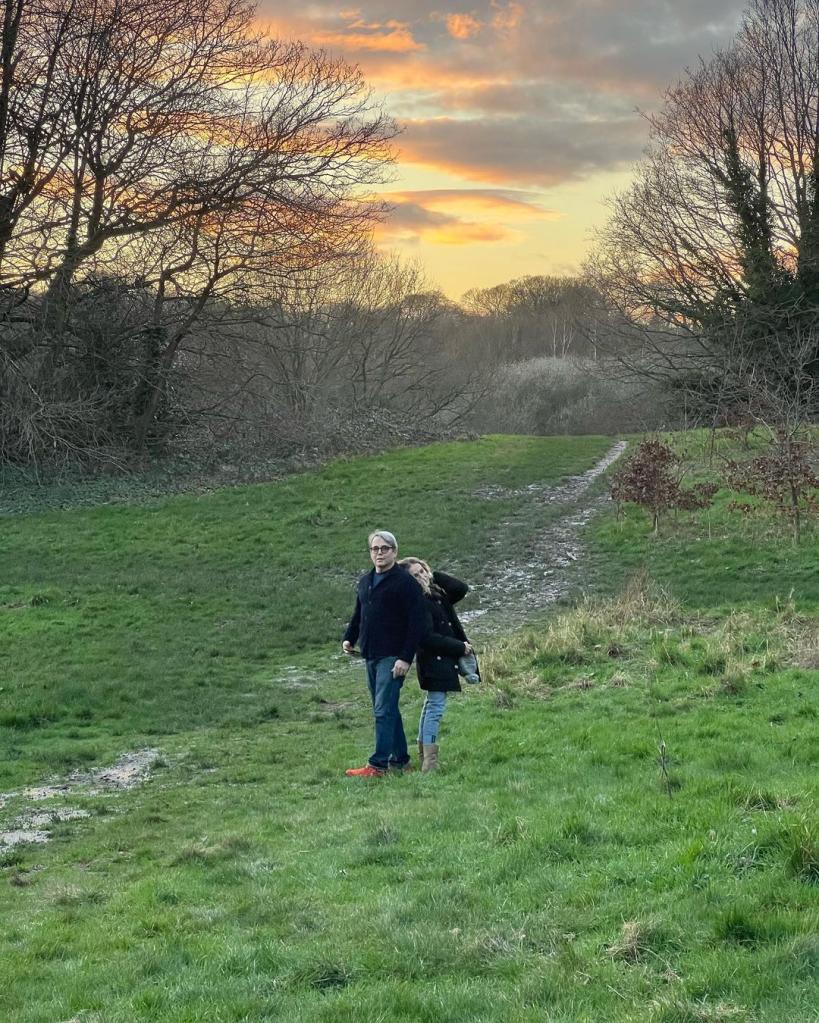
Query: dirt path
462 439 627 635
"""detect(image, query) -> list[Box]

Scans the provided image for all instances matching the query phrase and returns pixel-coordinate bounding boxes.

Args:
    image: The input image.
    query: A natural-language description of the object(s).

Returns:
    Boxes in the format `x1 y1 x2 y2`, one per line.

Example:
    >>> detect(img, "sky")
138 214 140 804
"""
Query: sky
258 1 747 299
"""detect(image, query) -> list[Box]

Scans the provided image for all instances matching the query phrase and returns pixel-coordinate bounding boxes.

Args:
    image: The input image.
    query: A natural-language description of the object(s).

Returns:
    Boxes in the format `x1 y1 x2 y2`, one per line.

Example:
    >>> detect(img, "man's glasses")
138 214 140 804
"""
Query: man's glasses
369 545 394 554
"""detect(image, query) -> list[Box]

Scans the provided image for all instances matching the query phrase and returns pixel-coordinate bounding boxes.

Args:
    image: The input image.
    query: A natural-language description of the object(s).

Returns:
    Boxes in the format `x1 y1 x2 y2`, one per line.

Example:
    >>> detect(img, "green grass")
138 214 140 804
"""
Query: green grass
2 430 818 1023
590 428 819 611
1 434 611 786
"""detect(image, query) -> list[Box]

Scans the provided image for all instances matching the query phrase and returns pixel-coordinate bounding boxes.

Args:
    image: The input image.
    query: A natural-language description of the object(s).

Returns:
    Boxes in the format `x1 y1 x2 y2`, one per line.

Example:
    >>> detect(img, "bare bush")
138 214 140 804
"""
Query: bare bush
467 356 670 436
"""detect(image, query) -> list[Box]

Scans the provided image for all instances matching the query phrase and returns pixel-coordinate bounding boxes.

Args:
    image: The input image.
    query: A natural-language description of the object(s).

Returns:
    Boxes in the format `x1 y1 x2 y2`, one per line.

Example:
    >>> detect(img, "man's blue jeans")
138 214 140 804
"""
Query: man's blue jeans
366 656 409 770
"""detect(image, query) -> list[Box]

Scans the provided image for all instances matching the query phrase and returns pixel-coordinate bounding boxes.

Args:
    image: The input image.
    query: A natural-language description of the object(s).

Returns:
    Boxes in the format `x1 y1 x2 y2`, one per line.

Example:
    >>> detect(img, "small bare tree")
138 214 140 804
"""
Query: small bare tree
726 436 818 542
611 439 717 533
721 324 818 542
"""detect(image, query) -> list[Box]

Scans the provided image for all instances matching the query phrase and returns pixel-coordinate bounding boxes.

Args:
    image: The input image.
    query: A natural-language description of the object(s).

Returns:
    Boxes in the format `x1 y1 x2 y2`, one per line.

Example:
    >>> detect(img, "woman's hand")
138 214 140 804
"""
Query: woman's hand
463 642 473 655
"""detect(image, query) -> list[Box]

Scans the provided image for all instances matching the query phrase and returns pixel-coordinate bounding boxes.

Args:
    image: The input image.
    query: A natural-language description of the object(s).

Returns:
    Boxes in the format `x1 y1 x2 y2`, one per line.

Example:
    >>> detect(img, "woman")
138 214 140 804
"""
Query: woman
398 557 476 772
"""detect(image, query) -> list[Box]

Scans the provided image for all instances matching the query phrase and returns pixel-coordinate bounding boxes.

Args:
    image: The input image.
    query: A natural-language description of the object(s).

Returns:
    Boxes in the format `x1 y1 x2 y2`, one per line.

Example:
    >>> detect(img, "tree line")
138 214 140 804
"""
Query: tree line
0 0 400 464
1 0 816 473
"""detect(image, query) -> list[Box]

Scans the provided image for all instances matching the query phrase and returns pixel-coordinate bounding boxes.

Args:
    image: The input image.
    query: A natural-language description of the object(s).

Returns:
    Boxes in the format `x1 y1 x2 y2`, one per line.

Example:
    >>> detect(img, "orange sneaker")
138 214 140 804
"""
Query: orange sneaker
345 764 386 778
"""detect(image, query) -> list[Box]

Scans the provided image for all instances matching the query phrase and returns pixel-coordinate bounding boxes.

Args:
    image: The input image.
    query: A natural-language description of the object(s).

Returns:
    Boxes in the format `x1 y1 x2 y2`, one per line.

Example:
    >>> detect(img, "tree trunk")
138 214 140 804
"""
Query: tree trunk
131 324 166 455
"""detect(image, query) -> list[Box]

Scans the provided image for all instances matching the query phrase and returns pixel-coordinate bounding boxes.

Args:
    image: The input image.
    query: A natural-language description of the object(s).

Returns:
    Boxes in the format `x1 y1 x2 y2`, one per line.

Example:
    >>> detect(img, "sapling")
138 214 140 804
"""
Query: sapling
725 433 818 543
611 439 717 533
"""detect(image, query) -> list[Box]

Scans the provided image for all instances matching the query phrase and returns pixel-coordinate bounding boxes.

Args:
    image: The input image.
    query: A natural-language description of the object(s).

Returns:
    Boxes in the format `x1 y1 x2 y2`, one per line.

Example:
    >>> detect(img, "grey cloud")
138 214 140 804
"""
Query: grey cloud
378 198 516 242
388 187 556 209
387 202 455 229
424 80 638 119
399 114 648 187
508 1 747 96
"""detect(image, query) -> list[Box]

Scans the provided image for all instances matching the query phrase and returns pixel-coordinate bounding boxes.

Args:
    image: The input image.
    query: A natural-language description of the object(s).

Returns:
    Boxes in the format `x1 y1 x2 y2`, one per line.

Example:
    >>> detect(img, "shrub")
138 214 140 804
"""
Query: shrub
725 434 818 543
611 439 717 532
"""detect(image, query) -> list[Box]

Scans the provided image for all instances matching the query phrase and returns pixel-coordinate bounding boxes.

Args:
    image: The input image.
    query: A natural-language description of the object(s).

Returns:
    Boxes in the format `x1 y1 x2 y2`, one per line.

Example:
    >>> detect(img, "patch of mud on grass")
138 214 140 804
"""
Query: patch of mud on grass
86 748 162 791
0 829 51 848
1 748 163 849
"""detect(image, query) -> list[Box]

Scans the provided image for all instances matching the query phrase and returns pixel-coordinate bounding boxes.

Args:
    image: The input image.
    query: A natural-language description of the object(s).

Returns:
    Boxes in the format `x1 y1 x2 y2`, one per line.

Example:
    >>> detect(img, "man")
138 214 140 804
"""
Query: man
342 529 428 777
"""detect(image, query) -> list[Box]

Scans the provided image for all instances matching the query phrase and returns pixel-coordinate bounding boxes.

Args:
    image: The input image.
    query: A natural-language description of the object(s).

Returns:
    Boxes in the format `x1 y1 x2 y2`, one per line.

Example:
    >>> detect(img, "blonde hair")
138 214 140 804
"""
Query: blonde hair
398 556 434 594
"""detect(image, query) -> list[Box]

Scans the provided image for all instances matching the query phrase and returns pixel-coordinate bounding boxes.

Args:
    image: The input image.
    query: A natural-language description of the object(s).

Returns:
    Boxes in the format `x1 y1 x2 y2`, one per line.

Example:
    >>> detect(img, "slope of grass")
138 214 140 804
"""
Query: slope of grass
2 430 818 1023
2 434 611 787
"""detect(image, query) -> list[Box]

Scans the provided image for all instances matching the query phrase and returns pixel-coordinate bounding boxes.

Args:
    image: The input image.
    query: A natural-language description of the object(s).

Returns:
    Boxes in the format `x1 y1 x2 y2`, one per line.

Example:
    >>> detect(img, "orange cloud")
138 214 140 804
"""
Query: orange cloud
374 195 521 246
378 220 515 246
310 13 424 54
446 13 483 40
385 188 560 220
429 223 515 244
361 58 510 94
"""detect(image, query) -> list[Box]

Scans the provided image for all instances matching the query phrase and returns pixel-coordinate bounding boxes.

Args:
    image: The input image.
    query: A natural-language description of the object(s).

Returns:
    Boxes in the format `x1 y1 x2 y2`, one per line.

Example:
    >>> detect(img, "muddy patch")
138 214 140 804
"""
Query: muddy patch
86 749 161 791
1 829 51 848
1 749 163 849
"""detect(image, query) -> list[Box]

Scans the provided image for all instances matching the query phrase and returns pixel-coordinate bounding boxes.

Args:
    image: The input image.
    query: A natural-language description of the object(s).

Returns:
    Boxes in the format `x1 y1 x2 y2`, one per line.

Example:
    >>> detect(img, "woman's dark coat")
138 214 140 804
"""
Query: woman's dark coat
416 571 470 693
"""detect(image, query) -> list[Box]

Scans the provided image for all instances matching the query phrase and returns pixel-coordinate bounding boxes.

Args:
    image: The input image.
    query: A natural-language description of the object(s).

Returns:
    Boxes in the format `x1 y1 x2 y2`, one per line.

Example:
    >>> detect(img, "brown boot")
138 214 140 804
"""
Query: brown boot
417 740 424 765
422 743 439 772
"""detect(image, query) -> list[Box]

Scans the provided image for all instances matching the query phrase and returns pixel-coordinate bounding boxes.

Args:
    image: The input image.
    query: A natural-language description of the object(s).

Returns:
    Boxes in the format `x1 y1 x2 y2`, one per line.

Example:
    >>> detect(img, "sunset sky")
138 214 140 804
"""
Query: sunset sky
259 1 747 298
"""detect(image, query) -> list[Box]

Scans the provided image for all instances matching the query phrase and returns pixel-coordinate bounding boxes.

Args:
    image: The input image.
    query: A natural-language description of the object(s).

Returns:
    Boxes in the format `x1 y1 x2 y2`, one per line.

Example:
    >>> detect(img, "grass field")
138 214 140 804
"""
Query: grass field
2 432 818 1023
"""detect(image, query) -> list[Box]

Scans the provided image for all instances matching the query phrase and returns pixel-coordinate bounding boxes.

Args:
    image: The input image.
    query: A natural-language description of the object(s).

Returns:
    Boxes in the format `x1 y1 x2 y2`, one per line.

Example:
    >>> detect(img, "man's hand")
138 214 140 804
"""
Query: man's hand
463 642 473 655
342 641 354 655
392 659 410 678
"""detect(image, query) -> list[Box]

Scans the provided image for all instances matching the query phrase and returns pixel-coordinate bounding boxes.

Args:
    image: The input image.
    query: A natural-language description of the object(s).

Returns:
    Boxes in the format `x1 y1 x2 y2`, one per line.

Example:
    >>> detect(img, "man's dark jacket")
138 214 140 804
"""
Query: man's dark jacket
343 565 427 663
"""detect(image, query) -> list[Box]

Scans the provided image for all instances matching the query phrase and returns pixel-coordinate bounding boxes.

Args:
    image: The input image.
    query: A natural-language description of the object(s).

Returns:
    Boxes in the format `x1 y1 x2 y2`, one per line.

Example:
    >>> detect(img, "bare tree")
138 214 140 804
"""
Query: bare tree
586 0 819 420
335 254 448 411
176 250 475 454
461 275 604 363
0 0 396 463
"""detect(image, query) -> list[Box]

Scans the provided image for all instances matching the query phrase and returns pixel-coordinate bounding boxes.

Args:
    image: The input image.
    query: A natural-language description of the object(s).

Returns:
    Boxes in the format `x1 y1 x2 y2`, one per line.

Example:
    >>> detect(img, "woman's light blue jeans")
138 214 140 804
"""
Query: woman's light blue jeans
418 690 447 744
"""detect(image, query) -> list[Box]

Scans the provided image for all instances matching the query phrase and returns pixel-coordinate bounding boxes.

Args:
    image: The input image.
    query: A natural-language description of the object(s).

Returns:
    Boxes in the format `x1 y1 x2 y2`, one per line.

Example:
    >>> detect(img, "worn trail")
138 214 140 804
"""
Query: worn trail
462 439 626 635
